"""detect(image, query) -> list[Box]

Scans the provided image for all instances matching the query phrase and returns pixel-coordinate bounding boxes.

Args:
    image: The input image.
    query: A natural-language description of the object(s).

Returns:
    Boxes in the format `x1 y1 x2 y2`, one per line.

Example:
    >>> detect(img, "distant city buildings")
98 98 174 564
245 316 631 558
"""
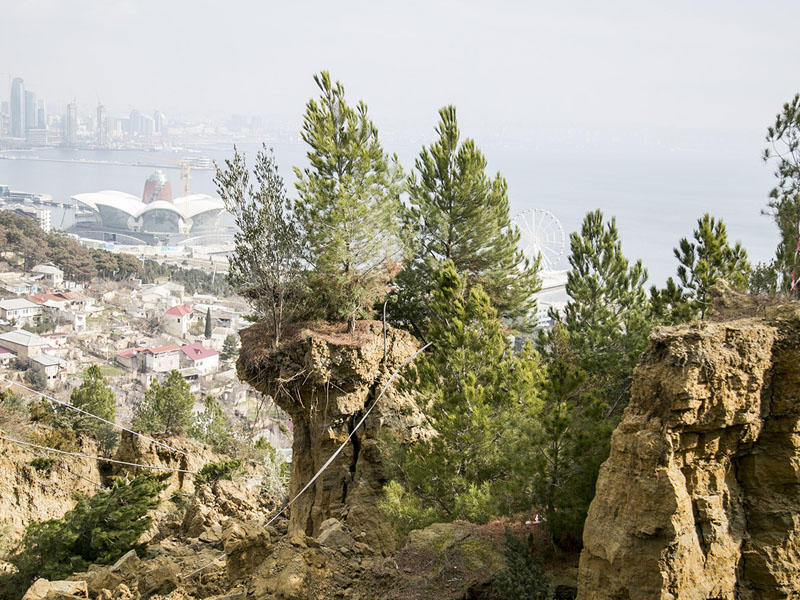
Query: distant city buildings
63 102 78 147
10 78 25 137
96 103 108 147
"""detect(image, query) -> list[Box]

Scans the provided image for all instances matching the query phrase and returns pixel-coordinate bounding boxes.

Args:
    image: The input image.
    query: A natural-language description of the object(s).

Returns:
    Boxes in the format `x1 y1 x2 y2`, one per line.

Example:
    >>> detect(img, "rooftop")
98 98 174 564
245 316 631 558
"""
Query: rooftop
0 330 48 347
0 345 15 355
180 342 218 361
166 303 192 317
30 355 62 367
0 298 41 311
145 344 180 355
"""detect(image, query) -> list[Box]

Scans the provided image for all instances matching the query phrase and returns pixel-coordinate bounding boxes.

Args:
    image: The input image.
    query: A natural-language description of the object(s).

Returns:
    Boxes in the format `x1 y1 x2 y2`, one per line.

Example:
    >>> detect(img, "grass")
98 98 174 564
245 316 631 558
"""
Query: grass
98 364 125 377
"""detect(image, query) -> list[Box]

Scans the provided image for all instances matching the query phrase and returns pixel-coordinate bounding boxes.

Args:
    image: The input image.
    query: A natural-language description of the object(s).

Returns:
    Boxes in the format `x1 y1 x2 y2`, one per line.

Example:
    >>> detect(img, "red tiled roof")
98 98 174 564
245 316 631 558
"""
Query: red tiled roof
0 345 14 355
116 347 146 359
60 291 87 300
27 293 65 305
146 344 180 354
165 303 192 316
180 342 218 361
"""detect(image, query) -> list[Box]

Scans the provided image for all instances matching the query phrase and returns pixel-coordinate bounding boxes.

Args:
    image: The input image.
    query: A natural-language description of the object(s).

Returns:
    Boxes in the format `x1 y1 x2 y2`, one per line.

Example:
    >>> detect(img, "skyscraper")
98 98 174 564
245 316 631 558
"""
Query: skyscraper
64 102 78 147
10 78 25 137
96 104 108 147
24 90 36 134
37 100 47 129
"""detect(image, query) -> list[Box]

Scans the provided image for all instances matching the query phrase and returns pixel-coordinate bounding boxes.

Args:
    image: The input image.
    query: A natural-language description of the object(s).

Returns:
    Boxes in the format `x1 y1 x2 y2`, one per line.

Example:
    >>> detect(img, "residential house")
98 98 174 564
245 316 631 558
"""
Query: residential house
163 304 193 338
179 342 219 375
30 264 64 287
143 345 181 373
0 272 39 295
0 330 47 361
140 282 185 307
116 347 147 371
30 354 63 388
28 292 91 333
0 345 16 366
0 298 43 325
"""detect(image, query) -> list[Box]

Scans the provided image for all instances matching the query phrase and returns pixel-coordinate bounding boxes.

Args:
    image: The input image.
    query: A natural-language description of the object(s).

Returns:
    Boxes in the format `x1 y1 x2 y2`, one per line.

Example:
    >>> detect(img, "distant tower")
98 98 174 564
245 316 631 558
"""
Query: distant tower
64 102 78 147
96 104 108 147
24 90 36 134
37 100 46 129
10 77 25 137
153 110 166 134
142 170 173 204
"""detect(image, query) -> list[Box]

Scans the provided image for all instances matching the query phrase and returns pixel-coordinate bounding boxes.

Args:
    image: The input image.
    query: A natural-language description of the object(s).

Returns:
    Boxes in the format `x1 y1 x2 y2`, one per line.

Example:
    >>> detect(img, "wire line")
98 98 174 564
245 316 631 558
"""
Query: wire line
1 378 188 456
0 432 197 474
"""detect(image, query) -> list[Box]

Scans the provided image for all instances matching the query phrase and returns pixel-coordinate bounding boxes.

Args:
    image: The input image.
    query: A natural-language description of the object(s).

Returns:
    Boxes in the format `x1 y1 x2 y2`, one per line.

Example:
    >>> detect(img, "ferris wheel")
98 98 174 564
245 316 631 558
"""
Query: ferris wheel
514 208 566 272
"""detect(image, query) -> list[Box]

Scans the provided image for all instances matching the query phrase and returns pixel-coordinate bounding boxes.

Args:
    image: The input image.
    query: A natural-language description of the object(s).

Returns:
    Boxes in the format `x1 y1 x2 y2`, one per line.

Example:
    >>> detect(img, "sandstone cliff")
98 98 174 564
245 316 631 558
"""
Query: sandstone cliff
578 286 800 599
237 320 428 554
0 434 101 545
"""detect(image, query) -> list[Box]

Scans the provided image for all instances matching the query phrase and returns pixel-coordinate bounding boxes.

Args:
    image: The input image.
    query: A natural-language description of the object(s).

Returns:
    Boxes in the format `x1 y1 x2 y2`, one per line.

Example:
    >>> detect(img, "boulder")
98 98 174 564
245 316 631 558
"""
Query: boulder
22 579 88 600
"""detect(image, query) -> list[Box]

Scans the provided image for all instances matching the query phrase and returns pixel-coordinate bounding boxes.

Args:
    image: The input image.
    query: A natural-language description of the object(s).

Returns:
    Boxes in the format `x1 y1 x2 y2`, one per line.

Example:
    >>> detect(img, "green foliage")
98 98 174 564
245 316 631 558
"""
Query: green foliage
68 365 118 454
493 531 552 600
29 457 56 472
391 106 540 338
546 210 650 412
189 396 234 454
294 71 403 329
255 439 290 498
140 260 230 296
0 388 27 419
132 370 194 436
384 262 542 529
204 307 212 339
24 316 55 335
763 93 800 294
2 473 167 599
195 458 243 486
221 333 239 360
750 261 780 295
25 368 47 391
652 214 750 322
216 145 307 346
32 428 80 453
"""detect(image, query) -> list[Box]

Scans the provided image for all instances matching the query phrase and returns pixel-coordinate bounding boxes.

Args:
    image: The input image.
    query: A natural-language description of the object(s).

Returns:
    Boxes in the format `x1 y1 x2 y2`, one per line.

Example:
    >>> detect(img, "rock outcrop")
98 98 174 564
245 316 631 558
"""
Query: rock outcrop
0 434 102 543
578 288 800 599
238 320 428 553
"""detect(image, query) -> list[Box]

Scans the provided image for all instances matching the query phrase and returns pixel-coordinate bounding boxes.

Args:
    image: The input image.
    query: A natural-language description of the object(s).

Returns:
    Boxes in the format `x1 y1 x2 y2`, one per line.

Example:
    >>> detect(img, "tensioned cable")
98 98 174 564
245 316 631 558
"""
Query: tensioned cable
1 378 188 456
182 341 432 581
0 432 198 473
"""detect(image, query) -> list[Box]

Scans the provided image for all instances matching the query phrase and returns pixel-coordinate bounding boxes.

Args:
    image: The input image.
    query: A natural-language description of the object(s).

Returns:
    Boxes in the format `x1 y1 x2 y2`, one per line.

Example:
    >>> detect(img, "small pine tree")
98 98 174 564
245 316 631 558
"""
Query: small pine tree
548 209 650 412
132 370 194 436
68 365 117 453
189 396 234 454
763 93 800 294
653 214 750 321
3 474 167 598
294 71 403 331
221 333 239 361
204 307 212 339
493 531 552 600
392 106 540 338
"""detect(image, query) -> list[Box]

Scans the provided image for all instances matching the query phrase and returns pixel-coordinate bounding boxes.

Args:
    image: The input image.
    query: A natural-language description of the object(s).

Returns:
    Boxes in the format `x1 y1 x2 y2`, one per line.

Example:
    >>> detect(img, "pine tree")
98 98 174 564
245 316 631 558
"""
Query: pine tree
189 396 234 454
382 262 541 530
652 214 750 321
204 307 212 339
69 365 117 453
3 474 167 598
763 93 800 294
549 210 650 413
493 531 552 600
132 370 194 436
391 106 540 338
294 72 403 331
216 145 306 346
221 333 239 360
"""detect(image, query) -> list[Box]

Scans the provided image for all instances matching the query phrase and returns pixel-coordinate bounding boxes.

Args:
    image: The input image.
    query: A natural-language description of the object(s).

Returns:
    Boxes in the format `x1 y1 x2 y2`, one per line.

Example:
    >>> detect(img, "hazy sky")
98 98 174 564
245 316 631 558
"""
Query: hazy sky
3 0 800 150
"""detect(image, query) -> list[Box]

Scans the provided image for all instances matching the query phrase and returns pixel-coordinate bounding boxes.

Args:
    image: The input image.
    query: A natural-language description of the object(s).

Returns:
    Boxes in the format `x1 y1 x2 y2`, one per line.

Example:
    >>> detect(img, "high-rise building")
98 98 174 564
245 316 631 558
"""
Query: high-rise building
153 110 166 134
10 78 25 137
24 90 36 134
37 100 47 129
64 102 78 147
96 104 108 147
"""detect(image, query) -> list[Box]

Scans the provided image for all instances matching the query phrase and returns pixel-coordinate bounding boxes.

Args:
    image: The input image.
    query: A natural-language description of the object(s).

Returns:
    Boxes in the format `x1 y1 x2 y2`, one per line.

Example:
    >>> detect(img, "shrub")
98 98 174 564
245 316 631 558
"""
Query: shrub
493 531 552 600
195 458 243 486
29 457 56 473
